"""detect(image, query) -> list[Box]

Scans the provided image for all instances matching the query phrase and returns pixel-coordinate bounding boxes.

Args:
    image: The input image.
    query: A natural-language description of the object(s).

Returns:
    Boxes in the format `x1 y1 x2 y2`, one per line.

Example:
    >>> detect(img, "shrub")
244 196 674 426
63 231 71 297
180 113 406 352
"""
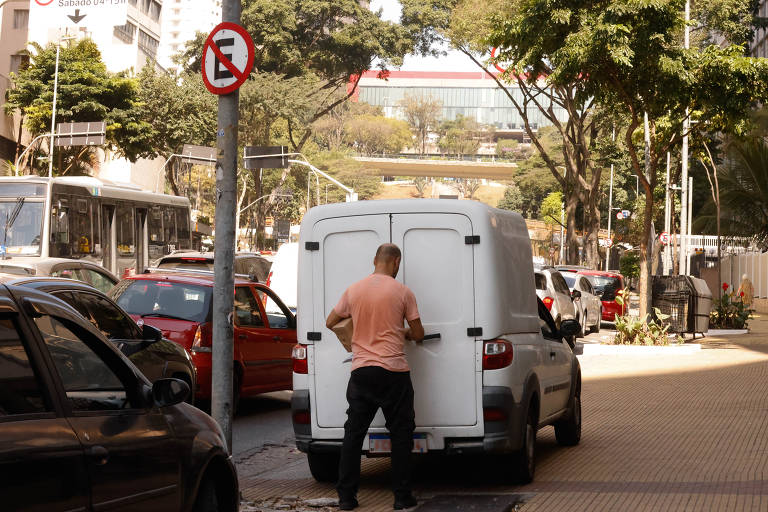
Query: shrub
710 283 752 329
612 290 683 345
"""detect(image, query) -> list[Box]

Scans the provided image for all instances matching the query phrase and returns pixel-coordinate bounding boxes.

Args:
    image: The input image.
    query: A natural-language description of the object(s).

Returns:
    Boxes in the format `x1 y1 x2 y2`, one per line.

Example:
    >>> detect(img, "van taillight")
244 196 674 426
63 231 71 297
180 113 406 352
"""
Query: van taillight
191 323 212 352
292 344 308 374
542 296 554 311
293 411 311 425
483 339 513 370
483 407 507 422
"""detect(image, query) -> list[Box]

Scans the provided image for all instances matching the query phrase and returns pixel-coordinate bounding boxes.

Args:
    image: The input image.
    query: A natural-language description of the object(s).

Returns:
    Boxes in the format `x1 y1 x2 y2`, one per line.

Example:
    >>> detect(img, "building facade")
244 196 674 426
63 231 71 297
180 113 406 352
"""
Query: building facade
157 0 221 70
0 0 31 164
355 70 568 139
752 0 768 58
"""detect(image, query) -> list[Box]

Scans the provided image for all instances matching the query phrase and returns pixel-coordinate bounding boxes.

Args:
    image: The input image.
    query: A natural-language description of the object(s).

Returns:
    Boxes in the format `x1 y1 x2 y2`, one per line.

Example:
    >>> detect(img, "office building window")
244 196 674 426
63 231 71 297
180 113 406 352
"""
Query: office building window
10 54 29 74
138 30 159 57
149 0 161 20
13 9 29 29
113 21 137 44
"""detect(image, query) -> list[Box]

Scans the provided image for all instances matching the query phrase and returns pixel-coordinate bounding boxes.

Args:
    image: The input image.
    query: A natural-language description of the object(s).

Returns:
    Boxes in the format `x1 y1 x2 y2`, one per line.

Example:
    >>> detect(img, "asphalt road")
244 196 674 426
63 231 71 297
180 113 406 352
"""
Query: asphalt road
233 390 294 457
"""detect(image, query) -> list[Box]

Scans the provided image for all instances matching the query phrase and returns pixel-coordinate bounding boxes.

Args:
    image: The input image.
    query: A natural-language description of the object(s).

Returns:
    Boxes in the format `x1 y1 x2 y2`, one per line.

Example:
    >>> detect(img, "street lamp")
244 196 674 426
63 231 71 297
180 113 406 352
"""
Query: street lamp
48 34 77 178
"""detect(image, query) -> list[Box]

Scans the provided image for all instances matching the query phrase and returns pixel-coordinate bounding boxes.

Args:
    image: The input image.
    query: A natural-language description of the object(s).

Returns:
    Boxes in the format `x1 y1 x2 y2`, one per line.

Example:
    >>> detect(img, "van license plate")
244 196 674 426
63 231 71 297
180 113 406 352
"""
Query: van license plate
369 434 427 454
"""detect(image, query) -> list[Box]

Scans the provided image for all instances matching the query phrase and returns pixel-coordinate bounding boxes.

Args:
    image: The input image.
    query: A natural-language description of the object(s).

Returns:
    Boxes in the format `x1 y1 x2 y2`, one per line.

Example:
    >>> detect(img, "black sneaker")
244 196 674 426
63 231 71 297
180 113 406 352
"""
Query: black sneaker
339 496 359 510
393 494 418 510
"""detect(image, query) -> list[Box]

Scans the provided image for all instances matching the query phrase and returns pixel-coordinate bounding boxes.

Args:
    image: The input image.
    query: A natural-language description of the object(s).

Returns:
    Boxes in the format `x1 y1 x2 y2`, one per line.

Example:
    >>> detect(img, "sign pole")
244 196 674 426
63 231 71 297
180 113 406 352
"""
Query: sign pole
211 0 241 453
48 38 62 178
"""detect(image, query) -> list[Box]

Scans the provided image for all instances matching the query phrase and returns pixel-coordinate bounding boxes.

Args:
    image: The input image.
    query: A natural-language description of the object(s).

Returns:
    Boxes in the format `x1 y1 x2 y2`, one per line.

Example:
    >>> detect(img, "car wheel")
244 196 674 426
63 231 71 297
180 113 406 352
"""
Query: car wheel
555 374 582 447
307 451 340 483
592 310 601 333
514 400 537 484
192 477 219 512
576 312 585 338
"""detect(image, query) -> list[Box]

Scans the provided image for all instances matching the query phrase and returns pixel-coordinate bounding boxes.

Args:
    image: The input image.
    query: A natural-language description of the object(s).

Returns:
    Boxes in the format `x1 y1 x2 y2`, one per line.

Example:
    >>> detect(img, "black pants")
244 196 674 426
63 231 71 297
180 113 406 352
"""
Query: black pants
337 366 415 500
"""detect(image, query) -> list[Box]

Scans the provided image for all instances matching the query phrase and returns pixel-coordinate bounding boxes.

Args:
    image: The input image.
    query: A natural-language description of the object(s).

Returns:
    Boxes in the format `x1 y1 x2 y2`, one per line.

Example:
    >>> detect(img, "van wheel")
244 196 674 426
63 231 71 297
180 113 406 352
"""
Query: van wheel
514 402 537 484
555 375 581 446
307 452 340 483
192 477 219 512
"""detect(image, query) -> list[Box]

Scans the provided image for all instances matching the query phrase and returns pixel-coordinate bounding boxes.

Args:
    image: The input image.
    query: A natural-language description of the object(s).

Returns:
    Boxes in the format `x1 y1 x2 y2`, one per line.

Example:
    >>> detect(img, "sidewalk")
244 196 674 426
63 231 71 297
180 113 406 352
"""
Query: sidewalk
239 315 768 511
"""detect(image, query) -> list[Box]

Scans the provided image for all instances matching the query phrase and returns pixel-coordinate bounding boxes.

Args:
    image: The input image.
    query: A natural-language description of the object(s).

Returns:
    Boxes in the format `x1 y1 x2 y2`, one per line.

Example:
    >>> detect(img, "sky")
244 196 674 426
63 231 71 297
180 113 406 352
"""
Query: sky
369 0 478 72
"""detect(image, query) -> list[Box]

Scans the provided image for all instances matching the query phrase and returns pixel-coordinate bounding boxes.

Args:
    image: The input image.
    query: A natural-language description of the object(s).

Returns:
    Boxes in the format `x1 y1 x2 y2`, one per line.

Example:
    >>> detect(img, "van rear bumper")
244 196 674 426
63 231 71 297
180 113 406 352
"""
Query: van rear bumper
295 386 525 455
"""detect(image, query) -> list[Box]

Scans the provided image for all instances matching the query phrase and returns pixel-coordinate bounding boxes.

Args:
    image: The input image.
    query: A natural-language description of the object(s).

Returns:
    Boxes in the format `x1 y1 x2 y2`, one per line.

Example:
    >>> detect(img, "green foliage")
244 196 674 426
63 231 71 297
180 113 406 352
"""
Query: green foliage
438 114 481 156
540 191 563 225
620 251 640 281
5 39 153 170
710 284 753 329
497 182 523 212
343 115 412 155
397 93 442 154
311 151 381 203
495 138 520 157
613 308 683 345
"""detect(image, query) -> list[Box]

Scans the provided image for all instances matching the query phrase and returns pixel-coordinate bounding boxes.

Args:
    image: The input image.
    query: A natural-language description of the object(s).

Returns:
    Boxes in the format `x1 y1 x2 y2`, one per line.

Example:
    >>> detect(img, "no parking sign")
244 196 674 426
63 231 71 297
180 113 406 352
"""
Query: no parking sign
201 22 254 95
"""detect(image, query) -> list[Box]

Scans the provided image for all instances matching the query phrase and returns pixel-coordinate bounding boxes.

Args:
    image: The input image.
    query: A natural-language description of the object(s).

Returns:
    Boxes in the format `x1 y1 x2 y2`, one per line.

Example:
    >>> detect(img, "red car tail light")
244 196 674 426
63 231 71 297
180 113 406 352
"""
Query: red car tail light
292 410 311 425
542 296 554 311
292 344 308 374
191 322 212 352
483 407 507 422
483 339 513 370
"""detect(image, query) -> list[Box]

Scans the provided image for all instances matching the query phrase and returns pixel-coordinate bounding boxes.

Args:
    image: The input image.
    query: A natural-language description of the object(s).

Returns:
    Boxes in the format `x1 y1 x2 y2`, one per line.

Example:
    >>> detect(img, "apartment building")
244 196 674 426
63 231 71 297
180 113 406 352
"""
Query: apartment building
158 0 221 70
0 1 31 164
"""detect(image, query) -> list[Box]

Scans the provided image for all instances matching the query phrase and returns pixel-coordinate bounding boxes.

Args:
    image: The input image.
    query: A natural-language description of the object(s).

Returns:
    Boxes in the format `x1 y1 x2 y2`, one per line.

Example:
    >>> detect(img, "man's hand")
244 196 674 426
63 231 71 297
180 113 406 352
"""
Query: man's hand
326 309 345 330
405 317 424 342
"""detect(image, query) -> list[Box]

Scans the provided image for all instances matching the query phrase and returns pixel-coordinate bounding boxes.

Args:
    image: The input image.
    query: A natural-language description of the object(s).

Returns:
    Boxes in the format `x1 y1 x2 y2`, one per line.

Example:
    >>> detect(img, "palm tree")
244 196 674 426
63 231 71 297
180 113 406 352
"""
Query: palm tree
695 137 768 247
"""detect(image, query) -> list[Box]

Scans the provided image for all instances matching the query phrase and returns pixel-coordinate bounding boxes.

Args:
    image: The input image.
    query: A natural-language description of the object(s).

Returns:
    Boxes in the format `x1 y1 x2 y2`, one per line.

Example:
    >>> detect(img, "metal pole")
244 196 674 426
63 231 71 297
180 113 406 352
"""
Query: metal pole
687 176 693 275
212 0 241 453
48 40 62 178
559 202 565 264
680 0 690 275
607 164 614 271
664 152 671 274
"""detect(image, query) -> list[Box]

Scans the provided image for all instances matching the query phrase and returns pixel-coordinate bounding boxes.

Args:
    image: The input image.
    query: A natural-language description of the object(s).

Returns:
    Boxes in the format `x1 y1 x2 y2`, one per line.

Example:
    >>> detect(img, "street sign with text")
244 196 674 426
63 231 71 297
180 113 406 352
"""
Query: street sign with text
201 22 254 95
30 0 128 29
55 121 105 146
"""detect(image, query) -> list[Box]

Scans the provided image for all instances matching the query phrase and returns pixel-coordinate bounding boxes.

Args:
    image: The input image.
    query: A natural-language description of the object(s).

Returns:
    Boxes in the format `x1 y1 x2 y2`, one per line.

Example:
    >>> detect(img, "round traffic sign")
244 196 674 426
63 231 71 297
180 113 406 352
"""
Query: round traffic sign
35 0 54 5
616 211 624 220
659 231 670 244
201 22 254 95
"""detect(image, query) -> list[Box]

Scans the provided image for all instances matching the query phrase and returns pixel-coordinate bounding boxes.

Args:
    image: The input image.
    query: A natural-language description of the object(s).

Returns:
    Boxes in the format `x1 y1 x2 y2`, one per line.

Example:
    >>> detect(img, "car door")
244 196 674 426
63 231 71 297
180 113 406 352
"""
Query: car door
551 272 576 321
233 284 274 393
536 299 573 420
580 277 597 326
31 307 181 511
257 286 296 390
0 310 89 512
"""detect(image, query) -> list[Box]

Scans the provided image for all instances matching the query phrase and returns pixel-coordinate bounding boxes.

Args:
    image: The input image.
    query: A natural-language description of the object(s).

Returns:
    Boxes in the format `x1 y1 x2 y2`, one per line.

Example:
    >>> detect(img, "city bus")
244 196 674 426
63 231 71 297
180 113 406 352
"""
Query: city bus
0 176 192 277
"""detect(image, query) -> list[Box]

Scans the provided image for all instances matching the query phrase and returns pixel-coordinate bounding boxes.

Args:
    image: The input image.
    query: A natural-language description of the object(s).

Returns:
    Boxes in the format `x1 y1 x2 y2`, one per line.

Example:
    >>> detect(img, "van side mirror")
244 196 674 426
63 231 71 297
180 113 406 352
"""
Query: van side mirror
152 378 189 407
559 319 580 338
571 289 581 301
142 324 162 343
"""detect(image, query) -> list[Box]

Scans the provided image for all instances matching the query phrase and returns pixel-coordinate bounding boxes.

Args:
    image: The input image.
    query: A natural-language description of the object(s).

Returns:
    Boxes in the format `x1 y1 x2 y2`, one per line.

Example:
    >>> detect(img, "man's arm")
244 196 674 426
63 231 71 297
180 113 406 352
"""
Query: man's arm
405 317 425 342
326 309 345 330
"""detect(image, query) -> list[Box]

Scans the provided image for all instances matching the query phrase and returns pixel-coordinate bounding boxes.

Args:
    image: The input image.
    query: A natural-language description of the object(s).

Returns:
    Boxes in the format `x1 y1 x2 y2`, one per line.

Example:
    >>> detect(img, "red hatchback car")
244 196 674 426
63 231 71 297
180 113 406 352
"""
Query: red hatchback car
579 271 628 321
109 271 296 405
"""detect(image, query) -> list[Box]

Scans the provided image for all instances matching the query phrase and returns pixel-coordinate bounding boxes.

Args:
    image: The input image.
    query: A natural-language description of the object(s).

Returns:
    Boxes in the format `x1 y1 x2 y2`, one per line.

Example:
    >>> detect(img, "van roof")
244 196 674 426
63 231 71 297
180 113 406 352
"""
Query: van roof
304 198 518 222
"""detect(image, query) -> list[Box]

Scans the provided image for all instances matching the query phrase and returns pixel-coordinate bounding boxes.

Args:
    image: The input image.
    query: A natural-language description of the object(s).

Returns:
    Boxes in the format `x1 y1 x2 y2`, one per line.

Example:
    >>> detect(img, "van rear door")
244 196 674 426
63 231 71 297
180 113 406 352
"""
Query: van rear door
311 215 390 428
392 213 478 427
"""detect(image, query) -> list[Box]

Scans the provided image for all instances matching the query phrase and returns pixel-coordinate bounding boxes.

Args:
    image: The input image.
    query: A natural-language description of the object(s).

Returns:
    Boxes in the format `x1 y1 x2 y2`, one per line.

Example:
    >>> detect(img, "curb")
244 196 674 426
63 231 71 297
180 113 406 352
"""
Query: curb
706 329 749 336
579 343 701 355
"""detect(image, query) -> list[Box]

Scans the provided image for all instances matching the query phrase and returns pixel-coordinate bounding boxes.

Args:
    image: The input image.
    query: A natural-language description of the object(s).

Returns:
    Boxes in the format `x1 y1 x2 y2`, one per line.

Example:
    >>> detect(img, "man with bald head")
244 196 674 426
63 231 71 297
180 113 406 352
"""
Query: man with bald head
326 243 425 510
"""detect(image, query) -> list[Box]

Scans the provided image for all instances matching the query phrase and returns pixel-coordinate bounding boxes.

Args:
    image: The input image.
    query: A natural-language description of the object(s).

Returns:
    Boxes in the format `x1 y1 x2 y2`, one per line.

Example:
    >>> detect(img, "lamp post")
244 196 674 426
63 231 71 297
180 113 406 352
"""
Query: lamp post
48 35 76 178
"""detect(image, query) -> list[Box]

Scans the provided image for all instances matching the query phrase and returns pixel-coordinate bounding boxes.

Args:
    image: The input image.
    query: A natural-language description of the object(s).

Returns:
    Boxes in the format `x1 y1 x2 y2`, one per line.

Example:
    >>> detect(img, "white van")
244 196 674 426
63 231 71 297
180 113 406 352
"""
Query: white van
291 200 581 483
266 242 298 312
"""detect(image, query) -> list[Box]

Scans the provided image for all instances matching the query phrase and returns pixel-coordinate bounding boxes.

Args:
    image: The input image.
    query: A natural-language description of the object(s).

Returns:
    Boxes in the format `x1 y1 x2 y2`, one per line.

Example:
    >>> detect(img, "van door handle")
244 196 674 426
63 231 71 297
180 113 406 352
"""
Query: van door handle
422 333 441 341
86 445 109 465
549 351 556 359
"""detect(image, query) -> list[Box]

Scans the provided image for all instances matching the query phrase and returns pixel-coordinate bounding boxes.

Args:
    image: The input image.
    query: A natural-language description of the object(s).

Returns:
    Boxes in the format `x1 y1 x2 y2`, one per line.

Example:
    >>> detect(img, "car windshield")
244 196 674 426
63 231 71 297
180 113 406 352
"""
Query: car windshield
157 257 213 271
0 200 43 256
115 280 211 323
586 276 622 300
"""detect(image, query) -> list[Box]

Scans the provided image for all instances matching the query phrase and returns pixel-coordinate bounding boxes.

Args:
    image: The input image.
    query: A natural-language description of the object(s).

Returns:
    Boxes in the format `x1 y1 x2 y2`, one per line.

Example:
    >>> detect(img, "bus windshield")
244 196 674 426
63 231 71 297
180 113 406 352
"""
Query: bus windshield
0 200 43 255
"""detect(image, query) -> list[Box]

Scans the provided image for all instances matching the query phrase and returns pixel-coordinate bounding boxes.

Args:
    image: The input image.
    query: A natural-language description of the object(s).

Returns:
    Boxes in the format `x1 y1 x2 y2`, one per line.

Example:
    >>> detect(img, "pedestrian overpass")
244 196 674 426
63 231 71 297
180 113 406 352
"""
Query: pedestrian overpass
353 156 518 179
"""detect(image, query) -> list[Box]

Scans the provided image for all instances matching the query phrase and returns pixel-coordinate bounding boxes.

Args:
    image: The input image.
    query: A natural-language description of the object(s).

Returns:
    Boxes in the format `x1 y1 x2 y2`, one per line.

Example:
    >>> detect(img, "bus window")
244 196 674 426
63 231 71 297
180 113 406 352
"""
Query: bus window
176 207 190 249
163 207 177 252
70 198 94 256
116 204 135 256
148 207 164 259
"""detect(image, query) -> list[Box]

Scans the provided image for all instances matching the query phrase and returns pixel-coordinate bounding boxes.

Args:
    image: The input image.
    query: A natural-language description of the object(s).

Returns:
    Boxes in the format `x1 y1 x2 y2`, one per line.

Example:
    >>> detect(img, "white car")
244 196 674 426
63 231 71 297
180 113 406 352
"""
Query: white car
560 271 602 336
534 268 577 329
291 200 582 485
266 242 298 313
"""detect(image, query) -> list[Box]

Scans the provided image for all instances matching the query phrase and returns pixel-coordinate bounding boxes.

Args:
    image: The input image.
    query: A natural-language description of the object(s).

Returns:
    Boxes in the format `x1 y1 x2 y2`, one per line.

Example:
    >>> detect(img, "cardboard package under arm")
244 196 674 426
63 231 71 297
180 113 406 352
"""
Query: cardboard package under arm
332 317 353 352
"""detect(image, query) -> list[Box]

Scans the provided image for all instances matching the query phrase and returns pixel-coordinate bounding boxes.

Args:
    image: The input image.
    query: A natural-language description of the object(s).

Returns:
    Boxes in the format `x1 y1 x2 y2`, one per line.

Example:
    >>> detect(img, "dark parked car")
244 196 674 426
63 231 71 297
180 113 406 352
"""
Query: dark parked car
154 251 272 282
6 276 197 400
0 281 238 511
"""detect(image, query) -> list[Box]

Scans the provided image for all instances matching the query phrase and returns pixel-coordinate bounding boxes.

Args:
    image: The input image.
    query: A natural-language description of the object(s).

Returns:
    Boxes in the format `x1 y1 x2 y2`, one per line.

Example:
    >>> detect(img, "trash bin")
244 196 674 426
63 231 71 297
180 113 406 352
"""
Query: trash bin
687 277 712 334
652 275 712 335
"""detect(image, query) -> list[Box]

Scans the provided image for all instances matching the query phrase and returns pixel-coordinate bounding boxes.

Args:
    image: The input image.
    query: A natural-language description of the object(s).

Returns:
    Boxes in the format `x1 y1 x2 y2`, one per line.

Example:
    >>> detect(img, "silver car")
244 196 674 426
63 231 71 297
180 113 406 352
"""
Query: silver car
560 271 602 336
534 267 577 330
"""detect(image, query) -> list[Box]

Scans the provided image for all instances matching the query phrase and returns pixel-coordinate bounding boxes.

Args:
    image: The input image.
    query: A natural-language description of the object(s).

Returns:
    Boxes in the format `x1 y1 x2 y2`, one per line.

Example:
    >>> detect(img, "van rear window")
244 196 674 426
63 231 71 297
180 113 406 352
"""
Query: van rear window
115 280 211 323
535 273 547 290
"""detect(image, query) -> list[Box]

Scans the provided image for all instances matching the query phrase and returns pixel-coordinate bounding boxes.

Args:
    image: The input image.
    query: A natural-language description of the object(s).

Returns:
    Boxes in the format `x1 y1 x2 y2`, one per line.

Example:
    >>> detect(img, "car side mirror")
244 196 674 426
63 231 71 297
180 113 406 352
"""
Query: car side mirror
152 378 189 407
559 318 580 338
571 289 581 301
142 324 162 343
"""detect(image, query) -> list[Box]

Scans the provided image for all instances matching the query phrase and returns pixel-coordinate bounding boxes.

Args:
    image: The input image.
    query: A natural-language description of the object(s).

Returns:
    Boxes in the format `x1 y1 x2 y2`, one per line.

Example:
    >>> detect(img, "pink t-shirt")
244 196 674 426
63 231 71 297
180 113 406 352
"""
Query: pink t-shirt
334 274 420 372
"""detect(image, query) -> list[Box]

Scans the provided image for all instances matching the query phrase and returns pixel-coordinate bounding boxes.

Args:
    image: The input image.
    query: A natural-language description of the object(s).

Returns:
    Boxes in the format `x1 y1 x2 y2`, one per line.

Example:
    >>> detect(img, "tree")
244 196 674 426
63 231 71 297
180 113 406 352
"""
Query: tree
413 177 429 197
497 182 523 212
397 93 442 154
453 178 481 199
4 39 153 174
438 114 481 156
487 0 768 317
137 67 217 195
540 191 563 225
313 101 382 151
344 115 412 155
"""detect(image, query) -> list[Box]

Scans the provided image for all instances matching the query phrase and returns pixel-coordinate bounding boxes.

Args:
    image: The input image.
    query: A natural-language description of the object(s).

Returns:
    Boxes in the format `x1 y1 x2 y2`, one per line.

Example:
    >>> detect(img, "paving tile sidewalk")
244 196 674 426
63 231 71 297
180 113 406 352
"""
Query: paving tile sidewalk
239 315 768 511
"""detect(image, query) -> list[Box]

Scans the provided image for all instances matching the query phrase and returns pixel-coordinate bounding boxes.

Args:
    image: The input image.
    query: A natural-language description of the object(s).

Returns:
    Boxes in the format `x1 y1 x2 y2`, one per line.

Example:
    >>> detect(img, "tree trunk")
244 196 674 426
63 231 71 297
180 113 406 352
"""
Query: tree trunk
565 190 579 264
583 194 601 269
638 188 655 318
